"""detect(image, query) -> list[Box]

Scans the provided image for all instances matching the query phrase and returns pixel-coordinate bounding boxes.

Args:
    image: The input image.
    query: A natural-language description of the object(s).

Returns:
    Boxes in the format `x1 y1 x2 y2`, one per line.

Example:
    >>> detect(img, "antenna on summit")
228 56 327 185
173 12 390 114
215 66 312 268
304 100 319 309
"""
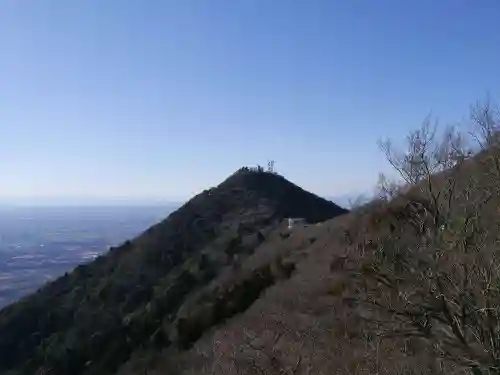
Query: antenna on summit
267 160 275 174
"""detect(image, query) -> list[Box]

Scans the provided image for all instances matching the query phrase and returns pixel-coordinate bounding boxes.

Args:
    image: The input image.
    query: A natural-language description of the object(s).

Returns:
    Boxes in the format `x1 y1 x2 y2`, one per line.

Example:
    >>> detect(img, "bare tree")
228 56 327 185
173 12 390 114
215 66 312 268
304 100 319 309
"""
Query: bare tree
377 116 472 229
469 96 500 184
347 194 370 210
469 95 500 150
346 102 500 374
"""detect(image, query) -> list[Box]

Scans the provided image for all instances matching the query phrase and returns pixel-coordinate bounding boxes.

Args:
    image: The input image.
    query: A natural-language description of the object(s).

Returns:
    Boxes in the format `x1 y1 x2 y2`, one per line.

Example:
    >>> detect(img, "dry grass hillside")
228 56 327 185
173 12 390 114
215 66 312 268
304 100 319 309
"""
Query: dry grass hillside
130 99 500 375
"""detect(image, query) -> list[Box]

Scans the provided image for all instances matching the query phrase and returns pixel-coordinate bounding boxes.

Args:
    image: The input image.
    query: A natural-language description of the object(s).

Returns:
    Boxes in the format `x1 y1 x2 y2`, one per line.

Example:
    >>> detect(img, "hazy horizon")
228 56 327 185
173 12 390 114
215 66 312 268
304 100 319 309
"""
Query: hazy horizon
0 197 183 208
0 188 356 209
0 193 354 208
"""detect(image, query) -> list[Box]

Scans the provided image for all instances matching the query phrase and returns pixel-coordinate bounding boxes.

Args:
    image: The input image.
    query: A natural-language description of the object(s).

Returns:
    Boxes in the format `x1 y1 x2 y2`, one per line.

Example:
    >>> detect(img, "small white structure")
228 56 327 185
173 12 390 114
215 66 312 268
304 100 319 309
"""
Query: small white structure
287 217 307 230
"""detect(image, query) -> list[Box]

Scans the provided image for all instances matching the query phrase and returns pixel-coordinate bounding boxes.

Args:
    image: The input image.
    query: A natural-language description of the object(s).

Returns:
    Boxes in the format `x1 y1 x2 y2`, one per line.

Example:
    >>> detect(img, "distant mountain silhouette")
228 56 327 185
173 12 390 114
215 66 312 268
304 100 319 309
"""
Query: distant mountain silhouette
0 168 347 375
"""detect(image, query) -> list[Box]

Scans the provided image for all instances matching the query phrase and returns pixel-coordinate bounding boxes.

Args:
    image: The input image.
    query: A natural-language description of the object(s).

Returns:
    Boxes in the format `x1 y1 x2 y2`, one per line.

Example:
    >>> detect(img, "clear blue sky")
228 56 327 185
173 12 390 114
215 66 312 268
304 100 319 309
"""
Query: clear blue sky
1 1 499 204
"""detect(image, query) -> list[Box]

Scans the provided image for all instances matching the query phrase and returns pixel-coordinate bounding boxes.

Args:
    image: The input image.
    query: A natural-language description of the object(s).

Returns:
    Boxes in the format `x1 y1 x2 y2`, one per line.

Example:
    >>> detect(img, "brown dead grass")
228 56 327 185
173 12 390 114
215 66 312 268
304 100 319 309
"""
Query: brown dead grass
125 209 467 375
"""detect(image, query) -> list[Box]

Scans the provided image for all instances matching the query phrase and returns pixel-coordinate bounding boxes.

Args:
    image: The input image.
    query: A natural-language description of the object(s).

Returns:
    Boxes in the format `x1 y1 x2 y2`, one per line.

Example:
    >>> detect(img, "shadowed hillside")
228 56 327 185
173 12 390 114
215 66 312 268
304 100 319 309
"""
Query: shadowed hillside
0 168 347 375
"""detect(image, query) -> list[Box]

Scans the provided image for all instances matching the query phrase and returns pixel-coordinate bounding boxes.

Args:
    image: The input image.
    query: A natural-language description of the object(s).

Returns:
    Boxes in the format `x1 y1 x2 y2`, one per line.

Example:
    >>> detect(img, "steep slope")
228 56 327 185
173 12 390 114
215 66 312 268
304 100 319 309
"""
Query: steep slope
0 168 347 375
135 149 500 375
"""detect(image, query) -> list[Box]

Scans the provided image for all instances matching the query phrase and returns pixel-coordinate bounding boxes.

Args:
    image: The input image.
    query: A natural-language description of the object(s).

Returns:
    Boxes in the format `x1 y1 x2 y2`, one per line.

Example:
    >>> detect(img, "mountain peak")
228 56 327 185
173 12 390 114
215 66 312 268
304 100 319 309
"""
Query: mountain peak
209 166 346 222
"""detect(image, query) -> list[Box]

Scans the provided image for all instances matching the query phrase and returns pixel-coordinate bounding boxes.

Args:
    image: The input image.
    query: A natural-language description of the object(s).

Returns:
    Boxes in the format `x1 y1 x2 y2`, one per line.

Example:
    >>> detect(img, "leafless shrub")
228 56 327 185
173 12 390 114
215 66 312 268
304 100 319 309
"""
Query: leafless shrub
377 115 473 232
376 172 405 200
469 95 500 151
348 194 371 211
377 116 472 201
348 101 500 375
469 96 500 184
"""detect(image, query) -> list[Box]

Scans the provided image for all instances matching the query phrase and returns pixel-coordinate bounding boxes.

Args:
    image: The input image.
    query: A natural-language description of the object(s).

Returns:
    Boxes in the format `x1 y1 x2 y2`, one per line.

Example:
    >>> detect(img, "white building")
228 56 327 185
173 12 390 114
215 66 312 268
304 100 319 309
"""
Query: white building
287 217 307 230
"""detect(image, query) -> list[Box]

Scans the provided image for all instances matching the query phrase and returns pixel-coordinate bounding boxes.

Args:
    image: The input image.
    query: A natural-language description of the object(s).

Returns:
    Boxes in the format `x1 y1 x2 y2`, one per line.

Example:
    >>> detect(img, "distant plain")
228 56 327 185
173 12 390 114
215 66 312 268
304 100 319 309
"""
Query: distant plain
0 205 176 308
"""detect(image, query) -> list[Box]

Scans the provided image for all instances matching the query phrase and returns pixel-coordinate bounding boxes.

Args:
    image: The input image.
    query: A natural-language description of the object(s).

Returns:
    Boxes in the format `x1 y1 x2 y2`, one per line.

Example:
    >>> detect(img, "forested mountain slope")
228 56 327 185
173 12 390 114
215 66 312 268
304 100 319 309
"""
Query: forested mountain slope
0 168 347 375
